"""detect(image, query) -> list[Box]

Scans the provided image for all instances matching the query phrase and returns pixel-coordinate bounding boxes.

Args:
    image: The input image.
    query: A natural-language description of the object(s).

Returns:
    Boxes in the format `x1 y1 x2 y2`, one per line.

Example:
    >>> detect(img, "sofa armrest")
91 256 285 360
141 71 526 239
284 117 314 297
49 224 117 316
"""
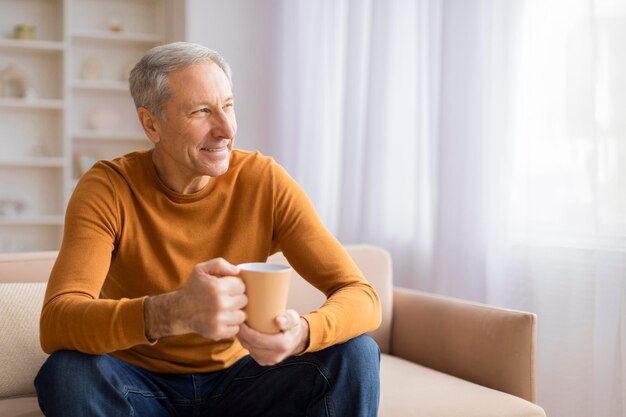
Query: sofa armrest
390 287 537 403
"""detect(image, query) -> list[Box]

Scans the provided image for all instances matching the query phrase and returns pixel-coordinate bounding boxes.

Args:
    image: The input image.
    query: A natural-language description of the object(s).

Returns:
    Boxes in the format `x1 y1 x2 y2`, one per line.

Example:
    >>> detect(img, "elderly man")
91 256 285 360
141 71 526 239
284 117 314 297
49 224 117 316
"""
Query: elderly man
34 42 381 417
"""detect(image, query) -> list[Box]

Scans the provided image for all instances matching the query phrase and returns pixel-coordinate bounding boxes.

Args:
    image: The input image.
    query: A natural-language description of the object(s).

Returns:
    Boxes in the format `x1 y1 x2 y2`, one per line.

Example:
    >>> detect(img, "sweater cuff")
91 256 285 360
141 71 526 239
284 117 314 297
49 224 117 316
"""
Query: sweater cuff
301 312 325 352
123 296 158 347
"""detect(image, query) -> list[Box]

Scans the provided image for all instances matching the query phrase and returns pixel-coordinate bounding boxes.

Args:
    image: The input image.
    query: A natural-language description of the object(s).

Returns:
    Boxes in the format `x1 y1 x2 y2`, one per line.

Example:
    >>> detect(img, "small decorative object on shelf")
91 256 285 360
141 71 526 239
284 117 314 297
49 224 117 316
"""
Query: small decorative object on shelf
23 87 39 100
109 13 124 33
81 57 102 80
13 23 36 40
0 199 27 217
88 108 120 130
75 150 101 175
0 65 29 98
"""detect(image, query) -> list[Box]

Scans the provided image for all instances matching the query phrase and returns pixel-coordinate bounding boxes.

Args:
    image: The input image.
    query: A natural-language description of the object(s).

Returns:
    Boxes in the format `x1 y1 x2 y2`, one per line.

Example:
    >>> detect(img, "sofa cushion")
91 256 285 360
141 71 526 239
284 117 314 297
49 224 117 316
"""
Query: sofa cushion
0 395 43 417
0 283 48 398
380 354 546 417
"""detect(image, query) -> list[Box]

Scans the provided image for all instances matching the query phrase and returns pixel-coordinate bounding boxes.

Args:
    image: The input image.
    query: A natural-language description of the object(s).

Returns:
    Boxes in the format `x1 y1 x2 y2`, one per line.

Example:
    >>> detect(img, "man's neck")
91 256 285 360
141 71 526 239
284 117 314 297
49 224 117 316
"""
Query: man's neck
151 149 210 194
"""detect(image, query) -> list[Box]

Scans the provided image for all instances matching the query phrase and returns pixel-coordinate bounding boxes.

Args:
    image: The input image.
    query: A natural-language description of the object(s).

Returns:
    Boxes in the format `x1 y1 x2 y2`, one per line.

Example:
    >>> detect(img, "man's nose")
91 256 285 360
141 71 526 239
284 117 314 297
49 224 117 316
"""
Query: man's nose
212 111 236 139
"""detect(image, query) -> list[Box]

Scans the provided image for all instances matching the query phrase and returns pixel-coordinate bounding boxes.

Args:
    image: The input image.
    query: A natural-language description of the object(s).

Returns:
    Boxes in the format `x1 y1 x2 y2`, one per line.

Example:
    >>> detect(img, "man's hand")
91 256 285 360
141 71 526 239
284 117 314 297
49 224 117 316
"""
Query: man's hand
144 258 247 341
237 310 310 366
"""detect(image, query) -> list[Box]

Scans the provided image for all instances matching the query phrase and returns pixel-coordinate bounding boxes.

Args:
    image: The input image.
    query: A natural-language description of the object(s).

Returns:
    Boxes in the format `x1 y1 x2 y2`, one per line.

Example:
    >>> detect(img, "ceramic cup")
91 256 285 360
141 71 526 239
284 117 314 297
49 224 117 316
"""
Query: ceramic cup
238 262 291 333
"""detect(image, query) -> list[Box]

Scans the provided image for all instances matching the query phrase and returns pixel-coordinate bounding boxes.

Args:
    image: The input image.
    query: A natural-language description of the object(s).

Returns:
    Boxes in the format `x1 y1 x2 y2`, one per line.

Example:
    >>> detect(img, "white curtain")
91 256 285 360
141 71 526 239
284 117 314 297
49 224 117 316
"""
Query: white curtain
275 0 444 292
272 0 626 416
495 1 626 416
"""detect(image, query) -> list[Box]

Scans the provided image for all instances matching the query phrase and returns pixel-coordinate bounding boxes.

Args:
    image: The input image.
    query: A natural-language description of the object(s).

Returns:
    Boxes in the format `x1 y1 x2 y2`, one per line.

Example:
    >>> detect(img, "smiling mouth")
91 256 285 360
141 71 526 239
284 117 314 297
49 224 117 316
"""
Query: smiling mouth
201 146 227 152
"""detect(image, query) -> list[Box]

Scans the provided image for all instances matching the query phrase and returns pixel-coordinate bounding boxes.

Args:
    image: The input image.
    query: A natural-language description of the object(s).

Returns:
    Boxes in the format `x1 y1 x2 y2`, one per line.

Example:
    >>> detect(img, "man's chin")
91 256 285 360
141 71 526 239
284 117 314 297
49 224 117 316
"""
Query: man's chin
204 161 230 178
199 149 231 177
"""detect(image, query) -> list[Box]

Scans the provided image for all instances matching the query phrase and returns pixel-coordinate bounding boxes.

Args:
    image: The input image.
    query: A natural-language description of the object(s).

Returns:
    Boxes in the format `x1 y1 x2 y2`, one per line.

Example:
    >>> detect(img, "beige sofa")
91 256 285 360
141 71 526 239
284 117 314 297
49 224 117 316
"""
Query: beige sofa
0 245 546 417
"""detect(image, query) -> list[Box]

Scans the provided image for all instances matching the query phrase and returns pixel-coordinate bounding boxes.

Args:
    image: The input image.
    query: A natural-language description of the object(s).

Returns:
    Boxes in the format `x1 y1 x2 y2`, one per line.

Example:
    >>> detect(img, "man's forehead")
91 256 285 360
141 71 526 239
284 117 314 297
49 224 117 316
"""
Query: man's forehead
167 64 233 103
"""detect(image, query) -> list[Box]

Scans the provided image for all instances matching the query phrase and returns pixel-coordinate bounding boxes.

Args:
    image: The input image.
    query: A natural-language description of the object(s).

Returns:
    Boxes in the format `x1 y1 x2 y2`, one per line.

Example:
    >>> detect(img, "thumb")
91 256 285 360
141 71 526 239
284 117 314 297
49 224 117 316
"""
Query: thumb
196 258 240 277
276 310 300 331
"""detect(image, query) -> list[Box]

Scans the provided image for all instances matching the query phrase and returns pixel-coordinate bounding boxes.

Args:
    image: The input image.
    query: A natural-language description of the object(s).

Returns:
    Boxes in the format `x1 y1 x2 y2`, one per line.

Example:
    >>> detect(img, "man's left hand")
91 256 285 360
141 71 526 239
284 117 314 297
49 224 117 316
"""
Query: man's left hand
237 310 310 366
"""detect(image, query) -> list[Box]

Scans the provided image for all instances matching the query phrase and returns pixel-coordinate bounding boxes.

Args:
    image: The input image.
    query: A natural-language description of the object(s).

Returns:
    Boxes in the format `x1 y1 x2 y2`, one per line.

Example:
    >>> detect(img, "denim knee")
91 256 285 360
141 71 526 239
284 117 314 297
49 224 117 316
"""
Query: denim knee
36 350 103 388
35 351 113 414
312 334 380 416
338 334 381 371
313 333 381 386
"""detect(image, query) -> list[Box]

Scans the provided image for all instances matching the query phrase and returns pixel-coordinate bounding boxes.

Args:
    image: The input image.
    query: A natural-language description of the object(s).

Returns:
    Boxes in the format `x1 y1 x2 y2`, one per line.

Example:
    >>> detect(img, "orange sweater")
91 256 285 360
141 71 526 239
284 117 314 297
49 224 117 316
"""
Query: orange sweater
40 149 381 373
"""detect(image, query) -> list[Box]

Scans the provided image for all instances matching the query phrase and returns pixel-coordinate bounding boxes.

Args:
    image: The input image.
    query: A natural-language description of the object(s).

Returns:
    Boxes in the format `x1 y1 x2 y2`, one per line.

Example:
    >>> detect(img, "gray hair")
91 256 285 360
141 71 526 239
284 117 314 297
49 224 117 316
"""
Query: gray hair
129 42 232 120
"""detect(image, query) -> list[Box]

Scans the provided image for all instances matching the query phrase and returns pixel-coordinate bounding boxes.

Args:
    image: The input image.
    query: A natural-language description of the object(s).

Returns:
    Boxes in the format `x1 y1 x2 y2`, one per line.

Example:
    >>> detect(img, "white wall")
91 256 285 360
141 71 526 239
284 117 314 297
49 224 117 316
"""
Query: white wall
185 0 281 154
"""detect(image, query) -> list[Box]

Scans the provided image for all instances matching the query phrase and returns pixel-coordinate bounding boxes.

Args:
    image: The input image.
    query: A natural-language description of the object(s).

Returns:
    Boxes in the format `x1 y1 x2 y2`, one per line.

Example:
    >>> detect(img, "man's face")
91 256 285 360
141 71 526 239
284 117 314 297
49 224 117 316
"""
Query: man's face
151 61 237 187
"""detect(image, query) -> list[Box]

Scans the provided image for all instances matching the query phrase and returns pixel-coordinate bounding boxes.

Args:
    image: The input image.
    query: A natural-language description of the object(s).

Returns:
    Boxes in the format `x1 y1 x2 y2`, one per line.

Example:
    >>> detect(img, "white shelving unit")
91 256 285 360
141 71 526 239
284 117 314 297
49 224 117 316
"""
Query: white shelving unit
0 0 175 252
0 38 65 52
72 30 165 44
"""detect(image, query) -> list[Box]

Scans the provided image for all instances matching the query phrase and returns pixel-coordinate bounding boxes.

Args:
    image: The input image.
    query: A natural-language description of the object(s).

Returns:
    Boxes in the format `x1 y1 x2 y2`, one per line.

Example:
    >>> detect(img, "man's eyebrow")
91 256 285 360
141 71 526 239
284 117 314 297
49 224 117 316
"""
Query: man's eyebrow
189 96 235 107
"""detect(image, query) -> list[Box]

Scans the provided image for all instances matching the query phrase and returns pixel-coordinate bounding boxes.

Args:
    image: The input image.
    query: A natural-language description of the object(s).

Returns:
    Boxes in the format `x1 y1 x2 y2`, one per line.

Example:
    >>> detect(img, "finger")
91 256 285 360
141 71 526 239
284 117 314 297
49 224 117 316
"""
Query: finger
238 323 273 349
196 258 240 277
219 293 247 310
221 309 246 326
232 293 248 309
219 276 246 294
221 324 241 339
237 324 258 352
237 327 290 366
237 329 280 360
238 323 291 353
237 322 256 343
275 310 301 331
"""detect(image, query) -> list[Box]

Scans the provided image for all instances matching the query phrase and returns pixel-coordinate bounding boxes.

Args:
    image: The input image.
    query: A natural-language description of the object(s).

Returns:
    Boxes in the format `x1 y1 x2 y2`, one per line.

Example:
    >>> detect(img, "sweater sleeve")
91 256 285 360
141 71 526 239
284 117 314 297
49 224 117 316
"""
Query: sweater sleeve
40 164 154 354
271 162 382 352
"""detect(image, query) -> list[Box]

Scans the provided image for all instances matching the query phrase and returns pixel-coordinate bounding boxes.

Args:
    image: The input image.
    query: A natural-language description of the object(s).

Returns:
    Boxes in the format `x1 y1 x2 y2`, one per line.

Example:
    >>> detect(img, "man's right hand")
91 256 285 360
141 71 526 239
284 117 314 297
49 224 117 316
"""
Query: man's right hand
144 258 247 341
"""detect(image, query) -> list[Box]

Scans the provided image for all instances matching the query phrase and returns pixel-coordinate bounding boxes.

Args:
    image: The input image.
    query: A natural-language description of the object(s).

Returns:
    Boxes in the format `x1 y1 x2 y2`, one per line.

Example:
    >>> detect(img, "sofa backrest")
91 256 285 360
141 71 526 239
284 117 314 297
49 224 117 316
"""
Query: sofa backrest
269 244 393 353
0 251 56 398
0 251 57 283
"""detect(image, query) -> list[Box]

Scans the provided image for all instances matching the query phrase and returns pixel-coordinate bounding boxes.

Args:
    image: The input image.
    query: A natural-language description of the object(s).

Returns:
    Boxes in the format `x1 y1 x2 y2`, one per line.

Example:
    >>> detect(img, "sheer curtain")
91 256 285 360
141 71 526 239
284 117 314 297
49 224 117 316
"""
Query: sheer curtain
493 1 626 416
275 0 444 292
271 0 625 416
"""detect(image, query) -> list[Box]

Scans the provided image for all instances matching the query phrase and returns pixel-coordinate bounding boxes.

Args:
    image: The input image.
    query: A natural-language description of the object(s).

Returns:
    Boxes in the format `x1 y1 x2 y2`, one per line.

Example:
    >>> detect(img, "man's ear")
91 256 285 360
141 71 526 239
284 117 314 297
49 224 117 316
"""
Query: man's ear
137 107 161 144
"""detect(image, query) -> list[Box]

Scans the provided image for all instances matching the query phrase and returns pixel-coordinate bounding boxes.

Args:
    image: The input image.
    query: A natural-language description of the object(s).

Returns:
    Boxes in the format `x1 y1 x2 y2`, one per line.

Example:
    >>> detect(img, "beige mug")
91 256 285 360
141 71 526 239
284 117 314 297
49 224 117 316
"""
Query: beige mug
238 262 291 333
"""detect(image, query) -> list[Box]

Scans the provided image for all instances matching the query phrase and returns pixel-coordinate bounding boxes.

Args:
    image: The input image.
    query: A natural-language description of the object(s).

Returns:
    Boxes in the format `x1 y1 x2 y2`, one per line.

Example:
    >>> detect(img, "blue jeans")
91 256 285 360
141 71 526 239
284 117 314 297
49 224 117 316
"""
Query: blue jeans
34 334 380 417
